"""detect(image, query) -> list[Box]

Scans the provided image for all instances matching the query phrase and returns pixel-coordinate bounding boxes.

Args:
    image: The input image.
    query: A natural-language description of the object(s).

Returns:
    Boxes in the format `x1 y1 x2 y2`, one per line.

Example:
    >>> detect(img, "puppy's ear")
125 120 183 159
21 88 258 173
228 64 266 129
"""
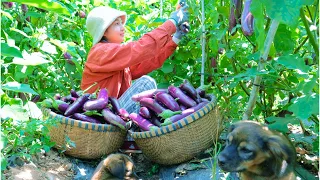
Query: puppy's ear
107 158 126 179
267 135 289 160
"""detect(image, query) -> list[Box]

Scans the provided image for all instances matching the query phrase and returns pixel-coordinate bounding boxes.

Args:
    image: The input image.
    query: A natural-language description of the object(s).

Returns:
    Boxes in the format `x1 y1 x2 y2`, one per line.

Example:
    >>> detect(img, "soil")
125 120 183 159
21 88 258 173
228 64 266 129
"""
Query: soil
2 124 319 180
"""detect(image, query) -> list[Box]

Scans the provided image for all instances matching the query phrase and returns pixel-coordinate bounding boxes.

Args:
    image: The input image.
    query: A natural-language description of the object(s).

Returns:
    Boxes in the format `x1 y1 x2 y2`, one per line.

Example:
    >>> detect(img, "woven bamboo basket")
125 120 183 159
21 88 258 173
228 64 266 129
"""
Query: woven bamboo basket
42 108 126 159
129 94 223 165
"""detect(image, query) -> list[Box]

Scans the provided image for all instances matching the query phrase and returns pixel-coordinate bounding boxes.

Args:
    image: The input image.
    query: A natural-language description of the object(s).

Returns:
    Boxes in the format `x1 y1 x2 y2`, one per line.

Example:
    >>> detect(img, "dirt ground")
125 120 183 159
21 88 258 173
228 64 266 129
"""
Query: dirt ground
2 124 319 180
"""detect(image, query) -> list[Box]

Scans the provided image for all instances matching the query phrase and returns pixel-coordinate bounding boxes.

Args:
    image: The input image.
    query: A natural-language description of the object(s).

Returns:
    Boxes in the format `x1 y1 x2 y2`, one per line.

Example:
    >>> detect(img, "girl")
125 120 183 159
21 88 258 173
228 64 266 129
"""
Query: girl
81 5 189 114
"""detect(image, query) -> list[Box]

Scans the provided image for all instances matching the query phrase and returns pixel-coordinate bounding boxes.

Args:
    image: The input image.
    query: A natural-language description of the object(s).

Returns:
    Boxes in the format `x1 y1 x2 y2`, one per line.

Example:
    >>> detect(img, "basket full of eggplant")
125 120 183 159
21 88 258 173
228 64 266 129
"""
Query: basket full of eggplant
128 80 223 165
41 88 129 159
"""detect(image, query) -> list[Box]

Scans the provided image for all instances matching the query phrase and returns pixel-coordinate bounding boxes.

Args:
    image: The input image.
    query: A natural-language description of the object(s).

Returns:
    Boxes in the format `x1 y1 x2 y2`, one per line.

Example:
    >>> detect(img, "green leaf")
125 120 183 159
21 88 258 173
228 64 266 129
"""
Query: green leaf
251 0 265 53
12 51 51 66
208 37 218 54
40 41 57 55
274 24 295 53
266 115 299 133
288 94 319 120
2 82 38 95
1 43 23 58
261 0 314 27
1 104 29 121
295 77 317 94
276 55 309 73
10 0 71 16
161 62 174 73
24 101 43 119
0 9 13 21
1 156 8 171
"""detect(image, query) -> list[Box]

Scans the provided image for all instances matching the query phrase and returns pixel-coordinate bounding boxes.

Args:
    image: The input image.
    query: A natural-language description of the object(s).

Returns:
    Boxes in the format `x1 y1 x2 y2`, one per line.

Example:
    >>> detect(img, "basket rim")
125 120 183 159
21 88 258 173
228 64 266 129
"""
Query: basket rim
129 94 218 139
42 108 123 133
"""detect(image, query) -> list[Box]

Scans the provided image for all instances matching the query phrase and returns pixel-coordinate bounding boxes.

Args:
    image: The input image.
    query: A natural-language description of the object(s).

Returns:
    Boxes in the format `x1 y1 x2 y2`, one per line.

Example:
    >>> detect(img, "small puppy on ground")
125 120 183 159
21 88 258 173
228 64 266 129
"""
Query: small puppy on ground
218 120 296 180
91 153 138 180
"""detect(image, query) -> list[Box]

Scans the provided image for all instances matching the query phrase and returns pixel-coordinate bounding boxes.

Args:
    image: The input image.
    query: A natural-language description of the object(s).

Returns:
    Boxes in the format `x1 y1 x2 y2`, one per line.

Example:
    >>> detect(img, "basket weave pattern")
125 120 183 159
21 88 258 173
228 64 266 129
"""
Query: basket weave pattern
42 108 126 159
129 95 223 165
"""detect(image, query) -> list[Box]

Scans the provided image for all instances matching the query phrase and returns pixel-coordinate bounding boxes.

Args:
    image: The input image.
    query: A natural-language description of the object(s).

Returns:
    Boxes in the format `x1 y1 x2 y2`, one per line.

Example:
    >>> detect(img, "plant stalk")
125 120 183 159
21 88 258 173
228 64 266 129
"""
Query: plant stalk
300 8 319 59
242 20 279 120
200 0 206 86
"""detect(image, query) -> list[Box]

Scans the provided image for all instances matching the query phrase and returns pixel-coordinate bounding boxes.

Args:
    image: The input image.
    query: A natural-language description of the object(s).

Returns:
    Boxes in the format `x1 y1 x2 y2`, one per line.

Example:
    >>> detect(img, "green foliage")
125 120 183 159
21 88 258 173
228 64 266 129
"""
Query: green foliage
1 92 55 171
0 0 318 174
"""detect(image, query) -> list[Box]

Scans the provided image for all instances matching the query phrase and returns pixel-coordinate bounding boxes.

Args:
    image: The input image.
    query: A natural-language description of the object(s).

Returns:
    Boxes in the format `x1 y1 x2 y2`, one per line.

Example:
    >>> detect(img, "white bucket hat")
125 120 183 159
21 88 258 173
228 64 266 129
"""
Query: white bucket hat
86 6 127 45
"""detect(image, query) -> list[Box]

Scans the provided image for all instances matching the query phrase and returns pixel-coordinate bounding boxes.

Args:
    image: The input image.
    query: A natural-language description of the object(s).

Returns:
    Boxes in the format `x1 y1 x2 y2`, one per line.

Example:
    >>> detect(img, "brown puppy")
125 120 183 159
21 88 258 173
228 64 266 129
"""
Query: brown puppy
218 120 296 180
91 153 138 180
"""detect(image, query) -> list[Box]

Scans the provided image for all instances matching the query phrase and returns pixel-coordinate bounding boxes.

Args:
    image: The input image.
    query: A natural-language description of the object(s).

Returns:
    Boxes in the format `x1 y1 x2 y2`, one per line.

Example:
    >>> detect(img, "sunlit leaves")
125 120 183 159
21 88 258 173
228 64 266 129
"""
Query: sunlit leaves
8 0 71 16
274 24 295 53
266 116 300 133
288 94 319 120
12 51 51 66
251 0 265 53
1 43 23 58
2 82 38 95
261 0 314 27
275 54 309 73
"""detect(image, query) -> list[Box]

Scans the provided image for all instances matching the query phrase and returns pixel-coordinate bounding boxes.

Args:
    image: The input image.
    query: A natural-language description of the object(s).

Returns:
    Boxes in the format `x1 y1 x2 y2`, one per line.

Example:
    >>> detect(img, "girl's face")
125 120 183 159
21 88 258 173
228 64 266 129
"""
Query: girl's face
103 17 125 44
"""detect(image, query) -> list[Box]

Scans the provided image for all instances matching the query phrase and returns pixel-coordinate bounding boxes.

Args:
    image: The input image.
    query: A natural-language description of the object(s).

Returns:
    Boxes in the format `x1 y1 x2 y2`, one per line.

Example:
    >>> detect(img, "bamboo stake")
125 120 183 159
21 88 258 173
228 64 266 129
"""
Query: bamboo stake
200 0 206 86
242 20 279 120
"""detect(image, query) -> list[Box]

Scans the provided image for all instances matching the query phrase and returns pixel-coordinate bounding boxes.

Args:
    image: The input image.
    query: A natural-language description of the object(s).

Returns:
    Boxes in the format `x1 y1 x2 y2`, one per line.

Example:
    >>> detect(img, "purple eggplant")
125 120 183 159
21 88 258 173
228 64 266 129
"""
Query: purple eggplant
149 115 162 127
161 101 208 126
97 88 108 100
180 79 202 103
139 97 166 115
179 80 197 99
31 95 40 103
129 113 158 131
101 108 127 130
118 108 129 121
54 93 61 100
109 97 122 114
229 0 242 35
70 89 79 98
52 100 69 111
58 103 69 113
196 88 206 98
154 92 180 111
241 0 254 36
83 98 108 111
61 95 77 103
168 86 197 108
64 93 90 116
179 104 187 111
139 107 152 119
72 113 101 124
131 89 167 102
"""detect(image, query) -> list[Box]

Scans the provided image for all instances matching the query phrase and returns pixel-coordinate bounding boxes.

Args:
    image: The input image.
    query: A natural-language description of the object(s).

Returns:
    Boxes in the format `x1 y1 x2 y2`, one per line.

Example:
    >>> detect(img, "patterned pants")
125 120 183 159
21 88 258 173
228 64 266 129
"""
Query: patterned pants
118 75 157 114
118 75 157 147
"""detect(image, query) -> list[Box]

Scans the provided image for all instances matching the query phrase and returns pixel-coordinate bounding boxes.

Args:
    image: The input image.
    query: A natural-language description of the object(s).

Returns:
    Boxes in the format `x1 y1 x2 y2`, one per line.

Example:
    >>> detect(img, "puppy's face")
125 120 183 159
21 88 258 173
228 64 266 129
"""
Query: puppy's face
106 154 138 179
218 121 286 173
